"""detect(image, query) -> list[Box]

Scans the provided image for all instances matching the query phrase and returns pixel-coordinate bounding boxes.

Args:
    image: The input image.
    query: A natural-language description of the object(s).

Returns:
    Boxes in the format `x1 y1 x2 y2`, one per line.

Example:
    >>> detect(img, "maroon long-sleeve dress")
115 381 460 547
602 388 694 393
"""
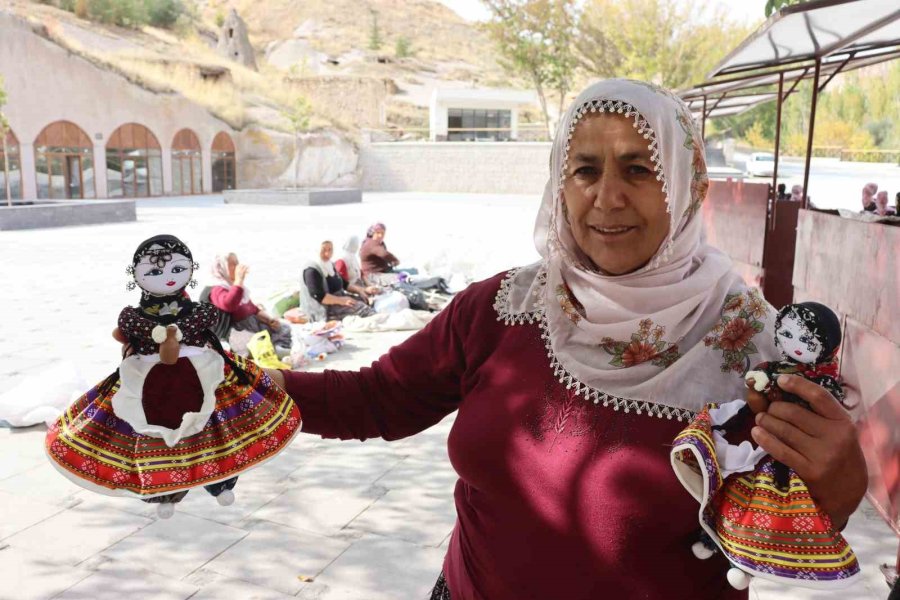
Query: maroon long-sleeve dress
282 272 745 600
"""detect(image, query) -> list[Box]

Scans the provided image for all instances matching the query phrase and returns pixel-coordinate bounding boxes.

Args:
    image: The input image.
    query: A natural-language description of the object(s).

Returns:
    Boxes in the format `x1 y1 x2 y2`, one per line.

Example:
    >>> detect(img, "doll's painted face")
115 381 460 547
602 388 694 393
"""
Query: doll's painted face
134 246 193 296
776 313 823 364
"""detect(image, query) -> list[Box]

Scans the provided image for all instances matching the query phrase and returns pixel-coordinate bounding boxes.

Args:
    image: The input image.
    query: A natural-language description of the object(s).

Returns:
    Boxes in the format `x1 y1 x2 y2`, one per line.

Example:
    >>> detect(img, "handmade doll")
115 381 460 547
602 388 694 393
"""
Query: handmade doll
671 302 861 590
46 235 301 519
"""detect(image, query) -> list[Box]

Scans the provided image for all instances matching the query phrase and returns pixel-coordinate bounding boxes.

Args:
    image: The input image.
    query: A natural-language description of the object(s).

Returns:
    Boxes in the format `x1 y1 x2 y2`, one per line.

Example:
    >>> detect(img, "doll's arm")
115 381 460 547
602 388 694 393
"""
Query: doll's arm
118 307 153 344
745 361 773 392
813 374 846 404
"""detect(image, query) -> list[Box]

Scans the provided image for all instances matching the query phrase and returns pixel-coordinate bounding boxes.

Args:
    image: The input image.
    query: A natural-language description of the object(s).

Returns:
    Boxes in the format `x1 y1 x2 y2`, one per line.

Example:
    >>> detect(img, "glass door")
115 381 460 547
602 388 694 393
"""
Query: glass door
66 155 83 199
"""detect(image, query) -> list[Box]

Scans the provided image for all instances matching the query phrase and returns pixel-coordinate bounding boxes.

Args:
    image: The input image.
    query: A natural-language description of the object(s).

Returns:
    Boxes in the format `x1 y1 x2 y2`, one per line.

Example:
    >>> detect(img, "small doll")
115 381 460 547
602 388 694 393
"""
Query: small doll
671 302 861 591
46 235 301 519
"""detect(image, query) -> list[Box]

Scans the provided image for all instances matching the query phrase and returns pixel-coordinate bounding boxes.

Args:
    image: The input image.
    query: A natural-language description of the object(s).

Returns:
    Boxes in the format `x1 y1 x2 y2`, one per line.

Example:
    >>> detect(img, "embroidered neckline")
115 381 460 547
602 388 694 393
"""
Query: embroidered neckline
493 267 695 422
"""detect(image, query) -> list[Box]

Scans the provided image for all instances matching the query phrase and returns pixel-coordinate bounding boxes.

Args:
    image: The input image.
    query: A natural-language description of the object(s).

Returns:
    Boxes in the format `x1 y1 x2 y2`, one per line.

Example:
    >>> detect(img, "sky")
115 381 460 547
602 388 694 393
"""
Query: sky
436 0 771 26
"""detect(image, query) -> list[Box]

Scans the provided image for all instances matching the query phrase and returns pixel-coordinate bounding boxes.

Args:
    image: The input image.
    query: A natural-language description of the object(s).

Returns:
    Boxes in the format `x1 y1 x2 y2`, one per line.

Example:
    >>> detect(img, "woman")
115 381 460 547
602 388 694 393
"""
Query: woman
335 235 409 314
861 182 878 211
266 80 867 599
301 240 376 322
359 222 403 282
874 190 897 216
209 252 293 357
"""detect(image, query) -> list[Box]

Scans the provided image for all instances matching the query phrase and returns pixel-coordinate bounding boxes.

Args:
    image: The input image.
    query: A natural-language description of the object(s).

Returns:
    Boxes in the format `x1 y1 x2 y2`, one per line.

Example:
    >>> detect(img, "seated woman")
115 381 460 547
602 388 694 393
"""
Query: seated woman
301 240 376 322
359 222 403 285
209 253 293 357
335 236 409 314
360 222 451 297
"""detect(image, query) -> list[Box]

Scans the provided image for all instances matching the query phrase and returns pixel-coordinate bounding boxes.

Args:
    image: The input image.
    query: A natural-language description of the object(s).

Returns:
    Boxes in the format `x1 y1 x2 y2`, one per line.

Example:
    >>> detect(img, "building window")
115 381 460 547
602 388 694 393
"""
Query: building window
211 132 236 192
0 129 21 201
106 123 163 198
34 121 95 200
447 108 511 141
172 129 203 195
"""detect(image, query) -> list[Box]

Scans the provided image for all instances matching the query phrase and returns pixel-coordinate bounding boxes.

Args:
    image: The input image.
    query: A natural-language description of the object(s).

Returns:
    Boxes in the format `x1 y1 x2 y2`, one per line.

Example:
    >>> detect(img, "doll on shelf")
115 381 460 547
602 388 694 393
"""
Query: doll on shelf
46 235 301 519
671 302 861 591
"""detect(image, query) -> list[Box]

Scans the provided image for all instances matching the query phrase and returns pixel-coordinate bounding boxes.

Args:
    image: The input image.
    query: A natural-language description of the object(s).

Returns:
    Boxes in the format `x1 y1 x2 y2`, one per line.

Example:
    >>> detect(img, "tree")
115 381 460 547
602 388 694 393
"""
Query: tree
0 75 11 206
395 36 412 59
576 0 751 91
483 0 578 136
284 97 311 189
765 0 806 17
368 10 383 52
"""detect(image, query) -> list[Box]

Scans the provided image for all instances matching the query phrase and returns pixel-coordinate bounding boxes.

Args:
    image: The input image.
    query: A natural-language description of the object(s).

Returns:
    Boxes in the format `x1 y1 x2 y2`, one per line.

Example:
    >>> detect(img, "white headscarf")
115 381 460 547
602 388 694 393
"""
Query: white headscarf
497 79 778 419
341 235 363 285
211 253 251 304
298 242 337 322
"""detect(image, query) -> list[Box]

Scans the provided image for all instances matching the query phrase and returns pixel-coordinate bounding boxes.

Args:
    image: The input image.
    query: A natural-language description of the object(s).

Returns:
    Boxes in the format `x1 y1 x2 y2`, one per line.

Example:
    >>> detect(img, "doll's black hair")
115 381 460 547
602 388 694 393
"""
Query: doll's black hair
131 234 193 268
774 302 842 360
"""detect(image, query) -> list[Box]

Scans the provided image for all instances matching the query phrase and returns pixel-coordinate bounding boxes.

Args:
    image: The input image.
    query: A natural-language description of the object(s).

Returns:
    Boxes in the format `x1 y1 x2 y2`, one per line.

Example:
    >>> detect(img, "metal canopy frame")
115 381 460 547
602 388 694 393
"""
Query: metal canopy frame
678 0 900 210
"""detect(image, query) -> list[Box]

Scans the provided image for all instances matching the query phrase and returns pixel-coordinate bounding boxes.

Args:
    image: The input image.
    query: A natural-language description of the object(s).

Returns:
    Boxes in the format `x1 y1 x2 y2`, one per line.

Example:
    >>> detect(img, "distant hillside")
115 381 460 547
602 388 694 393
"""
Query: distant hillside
15 0 519 135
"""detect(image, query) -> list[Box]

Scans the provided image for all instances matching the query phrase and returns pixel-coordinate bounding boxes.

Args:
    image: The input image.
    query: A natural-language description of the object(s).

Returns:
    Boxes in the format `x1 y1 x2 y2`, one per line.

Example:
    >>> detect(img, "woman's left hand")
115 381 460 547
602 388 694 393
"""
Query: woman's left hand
750 374 868 529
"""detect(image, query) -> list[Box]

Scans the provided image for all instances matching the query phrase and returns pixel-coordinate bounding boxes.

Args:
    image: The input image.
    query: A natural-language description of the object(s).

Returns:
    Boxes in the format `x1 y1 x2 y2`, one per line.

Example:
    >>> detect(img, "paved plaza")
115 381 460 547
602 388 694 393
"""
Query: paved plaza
0 194 895 599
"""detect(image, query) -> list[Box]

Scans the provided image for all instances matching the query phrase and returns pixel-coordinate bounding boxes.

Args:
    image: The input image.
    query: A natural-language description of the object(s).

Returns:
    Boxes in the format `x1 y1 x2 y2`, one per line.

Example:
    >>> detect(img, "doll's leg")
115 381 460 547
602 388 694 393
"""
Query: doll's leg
142 490 189 519
204 476 238 506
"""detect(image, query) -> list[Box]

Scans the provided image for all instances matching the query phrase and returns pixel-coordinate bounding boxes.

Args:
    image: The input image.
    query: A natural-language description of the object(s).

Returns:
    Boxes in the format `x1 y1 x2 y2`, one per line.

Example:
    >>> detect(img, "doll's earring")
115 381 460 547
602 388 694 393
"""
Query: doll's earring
189 279 198 289
126 281 136 291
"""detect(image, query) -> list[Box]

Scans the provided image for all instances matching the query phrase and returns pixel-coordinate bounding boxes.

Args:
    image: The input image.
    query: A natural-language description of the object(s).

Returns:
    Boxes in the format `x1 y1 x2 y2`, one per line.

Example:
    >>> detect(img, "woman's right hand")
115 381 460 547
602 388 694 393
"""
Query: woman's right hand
234 264 249 286
341 296 357 307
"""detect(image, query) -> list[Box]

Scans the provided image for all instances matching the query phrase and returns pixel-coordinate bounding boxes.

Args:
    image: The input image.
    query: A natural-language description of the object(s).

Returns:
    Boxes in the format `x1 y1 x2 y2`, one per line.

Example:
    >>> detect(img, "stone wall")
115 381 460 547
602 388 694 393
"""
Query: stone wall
359 142 551 193
288 77 389 129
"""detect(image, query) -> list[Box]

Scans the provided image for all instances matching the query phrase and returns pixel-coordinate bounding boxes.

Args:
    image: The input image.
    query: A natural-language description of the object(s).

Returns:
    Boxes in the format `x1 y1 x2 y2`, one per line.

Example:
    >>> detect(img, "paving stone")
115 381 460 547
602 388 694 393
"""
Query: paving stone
0 490 67 541
0 462 84 504
285 446 406 491
53 565 198 600
185 575 297 600
148 448 323 530
253 484 384 537
0 547 92 600
374 456 458 499
100 512 248 579
203 521 353 596
3 503 152 566
346 489 456 547
296 535 444 600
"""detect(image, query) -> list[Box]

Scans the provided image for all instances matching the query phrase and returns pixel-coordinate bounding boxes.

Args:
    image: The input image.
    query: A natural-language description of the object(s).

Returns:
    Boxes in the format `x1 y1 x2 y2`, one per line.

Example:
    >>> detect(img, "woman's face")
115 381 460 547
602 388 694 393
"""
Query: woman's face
562 113 669 275
226 254 239 281
777 313 822 364
135 248 193 295
320 242 334 262
372 229 385 243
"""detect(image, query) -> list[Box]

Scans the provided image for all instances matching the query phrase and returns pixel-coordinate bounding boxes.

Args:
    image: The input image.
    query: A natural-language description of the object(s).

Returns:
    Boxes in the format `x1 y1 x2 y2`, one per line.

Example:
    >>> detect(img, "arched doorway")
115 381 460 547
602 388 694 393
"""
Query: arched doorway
0 129 21 201
34 121 95 199
211 132 236 192
107 123 163 198
171 129 202 195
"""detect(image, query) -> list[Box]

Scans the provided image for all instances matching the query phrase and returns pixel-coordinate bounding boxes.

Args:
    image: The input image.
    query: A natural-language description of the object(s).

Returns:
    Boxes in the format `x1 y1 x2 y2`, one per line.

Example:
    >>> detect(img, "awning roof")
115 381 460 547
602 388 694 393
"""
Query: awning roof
679 0 900 115
712 0 900 77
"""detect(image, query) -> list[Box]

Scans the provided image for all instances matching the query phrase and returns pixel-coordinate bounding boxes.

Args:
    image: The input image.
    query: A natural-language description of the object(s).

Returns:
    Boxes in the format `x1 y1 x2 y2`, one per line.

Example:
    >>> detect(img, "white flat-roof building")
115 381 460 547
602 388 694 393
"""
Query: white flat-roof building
429 88 538 142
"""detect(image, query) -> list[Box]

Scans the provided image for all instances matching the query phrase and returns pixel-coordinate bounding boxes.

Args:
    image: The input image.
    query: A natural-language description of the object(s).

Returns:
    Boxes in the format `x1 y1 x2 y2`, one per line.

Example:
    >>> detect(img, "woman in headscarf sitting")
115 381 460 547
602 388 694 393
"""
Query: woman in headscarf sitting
265 79 867 599
335 235 409 314
359 222 403 284
360 222 452 301
301 240 376 322
208 252 293 357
